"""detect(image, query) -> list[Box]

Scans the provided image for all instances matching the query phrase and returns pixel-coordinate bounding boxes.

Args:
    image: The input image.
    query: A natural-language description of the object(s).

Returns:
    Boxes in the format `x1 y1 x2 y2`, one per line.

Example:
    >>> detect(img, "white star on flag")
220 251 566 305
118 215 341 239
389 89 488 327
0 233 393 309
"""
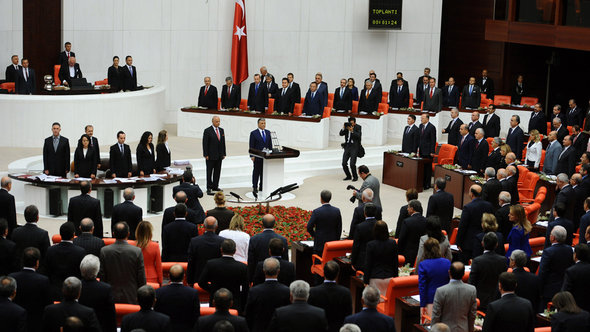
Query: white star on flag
234 25 246 40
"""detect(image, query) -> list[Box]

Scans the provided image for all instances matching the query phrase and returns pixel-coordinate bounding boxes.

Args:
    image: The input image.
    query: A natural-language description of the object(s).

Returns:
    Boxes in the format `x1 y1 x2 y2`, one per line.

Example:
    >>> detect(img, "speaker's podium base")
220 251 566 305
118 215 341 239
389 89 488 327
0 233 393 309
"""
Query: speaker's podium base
248 147 300 200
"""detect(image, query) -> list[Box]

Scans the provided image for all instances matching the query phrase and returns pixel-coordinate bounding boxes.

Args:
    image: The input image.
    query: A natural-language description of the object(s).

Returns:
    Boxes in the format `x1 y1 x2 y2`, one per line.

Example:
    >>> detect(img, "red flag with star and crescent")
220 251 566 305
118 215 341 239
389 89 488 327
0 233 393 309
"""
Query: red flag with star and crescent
231 0 248 84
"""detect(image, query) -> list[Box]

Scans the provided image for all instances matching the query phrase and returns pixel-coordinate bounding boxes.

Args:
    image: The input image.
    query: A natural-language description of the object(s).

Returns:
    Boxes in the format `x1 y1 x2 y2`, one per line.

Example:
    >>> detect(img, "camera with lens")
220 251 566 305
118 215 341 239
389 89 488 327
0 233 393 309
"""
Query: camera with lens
347 185 358 203
344 122 352 128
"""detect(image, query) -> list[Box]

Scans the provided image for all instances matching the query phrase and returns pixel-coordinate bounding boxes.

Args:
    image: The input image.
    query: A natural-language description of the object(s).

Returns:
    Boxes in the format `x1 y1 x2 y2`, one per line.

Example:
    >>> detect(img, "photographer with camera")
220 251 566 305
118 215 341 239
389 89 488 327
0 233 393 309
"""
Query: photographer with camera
349 165 381 208
340 116 362 181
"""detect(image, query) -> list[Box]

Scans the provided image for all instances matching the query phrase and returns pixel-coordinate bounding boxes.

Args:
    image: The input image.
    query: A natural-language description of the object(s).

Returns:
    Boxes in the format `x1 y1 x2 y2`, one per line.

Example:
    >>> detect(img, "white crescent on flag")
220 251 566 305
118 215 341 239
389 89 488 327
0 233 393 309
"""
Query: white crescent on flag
235 0 245 19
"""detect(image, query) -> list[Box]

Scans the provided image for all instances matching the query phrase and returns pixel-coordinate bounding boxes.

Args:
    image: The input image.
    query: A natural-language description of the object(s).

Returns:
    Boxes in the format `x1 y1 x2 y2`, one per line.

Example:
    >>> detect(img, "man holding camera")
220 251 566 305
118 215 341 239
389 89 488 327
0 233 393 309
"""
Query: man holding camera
340 117 362 181
350 165 381 208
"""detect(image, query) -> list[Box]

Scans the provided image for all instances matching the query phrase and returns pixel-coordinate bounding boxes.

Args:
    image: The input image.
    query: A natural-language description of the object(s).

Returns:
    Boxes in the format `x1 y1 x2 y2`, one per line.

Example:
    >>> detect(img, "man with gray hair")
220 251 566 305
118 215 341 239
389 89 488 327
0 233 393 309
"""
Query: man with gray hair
502 165 519 205
111 187 143 240
348 188 382 239
78 254 117 332
198 76 218 109
485 137 504 171
543 131 562 175
509 249 542 312
187 216 224 286
0 176 17 237
0 275 26 331
307 189 342 254
539 225 575 306
340 324 361 332
470 127 488 174
344 286 395 331
495 191 513 240
431 323 450 332
203 115 226 195
221 76 240 109
550 173 575 223
42 276 101 332
481 167 502 212
268 280 328 331
265 73 278 99
245 257 290 331
73 218 105 257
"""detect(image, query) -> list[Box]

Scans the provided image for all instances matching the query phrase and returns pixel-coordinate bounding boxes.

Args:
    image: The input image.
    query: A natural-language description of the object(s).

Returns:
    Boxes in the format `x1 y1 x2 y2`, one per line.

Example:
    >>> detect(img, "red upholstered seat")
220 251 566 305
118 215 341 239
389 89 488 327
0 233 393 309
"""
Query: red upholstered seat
352 101 359 114
409 93 414 107
449 227 458 245
293 103 303 116
200 307 238 316
0 82 15 93
493 95 511 105
95 79 108 85
520 97 538 106
376 275 419 317
432 144 458 171
267 98 275 114
518 172 539 204
115 303 140 326
239 99 248 110
378 103 389 114
310 240 353 277
524 203 541 224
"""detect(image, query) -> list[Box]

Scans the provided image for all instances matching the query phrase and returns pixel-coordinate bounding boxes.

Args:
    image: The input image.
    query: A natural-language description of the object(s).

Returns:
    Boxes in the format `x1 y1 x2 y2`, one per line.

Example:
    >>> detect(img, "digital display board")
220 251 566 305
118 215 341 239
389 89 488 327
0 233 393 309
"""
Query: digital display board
368 0 402 30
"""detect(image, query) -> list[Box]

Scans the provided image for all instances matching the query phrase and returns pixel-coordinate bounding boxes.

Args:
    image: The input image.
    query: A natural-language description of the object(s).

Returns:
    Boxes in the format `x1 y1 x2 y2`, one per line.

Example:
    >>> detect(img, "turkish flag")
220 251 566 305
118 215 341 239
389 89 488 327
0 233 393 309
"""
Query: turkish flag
231 0 248 85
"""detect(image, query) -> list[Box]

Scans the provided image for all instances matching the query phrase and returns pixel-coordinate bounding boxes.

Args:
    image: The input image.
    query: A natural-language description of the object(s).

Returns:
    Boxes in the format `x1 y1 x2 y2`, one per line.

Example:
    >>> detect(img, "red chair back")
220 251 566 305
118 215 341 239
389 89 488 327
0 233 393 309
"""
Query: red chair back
267 98 275 114
486 137 494 154
328 93 334 101
200 307 238 316
449 227 458 245
534 186 547 205
409 93 414 107
378 103 389 114
546 122 552 136
529 237 545 253
239 99 248 110
115 303 140 326
377 275 419 317
95 79 108 85
310 240 353 277
493 95 511 105
293 103 303 116
520 97 538 106
352 101 359 114
0 82 15 93
524 203 541 224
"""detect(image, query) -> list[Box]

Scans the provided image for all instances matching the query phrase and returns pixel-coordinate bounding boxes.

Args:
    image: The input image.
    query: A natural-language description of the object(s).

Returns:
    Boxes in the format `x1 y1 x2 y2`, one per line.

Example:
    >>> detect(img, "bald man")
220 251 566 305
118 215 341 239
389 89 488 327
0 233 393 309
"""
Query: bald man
186 216 224 286
456 184 494 262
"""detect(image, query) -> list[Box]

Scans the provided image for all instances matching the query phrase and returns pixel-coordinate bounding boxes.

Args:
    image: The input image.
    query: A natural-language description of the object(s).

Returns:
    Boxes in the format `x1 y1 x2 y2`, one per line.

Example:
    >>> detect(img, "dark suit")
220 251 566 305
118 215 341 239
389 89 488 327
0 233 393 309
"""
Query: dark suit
0 237 16 277
107 65 123 91
348 203 382 239
471 138 489 173
121 309 170 332
99 240 146 304
78 279 117 332
562 261 590 313
42 300 101 332
248 82 268 111
268 300 328 332
566 106 584 127
502 175 520 205
0 298 26 332
511 82 526 105
398 213 427 266
303 89 325 116
544 217 574 248
457 134 474 169
538 243 575 302
309 282 353 332
401 125 419 153
555 125 569 146
423 87 443 112
571 132 589 161
481 293 535 332
15 67 36 94
472 231 505 258
316 81 329 106
495 204 512 241
121 65 138 91
5 64 21 82
245 280 291 332
443 118 463 146
202 125 226 191
482 178 502 212
136 143 155 175
358 88 380 113
469 251 507 309
198 256 249 312
58 63 82 86
195 310 248 332
206 207 234 234
415 82 429 104
426 190 454 234
155 143 170 171
110 200 142 240
173 182 205 221
289 81 301 102
11 223 50 260
43 135 70 178
456 198 494 259
476 76 495 99
58 51 75 66
334 86 353 111
483 113 501 138
528 111 547 135
419 122 437 187
249 128 273 190
486 148 504 171
343 307 395 332
73 233 105 257
340 124 362 179
161 205 201 229
550 310 590 332
155 283 200 332
73 147 98 178
247 229 289 280
580 209 590 244
220 84 240 109
462 85 481 109
275 87 296 114
252 257 295 287
67 194 103 237
307 204 342 254
551 183 576 224
467 121 483 137
0 188 17 238
506 126 524 160
186 232 224 285
512 267 542 313
389 83 409 108
162 218 198 262
555 146 577 177
109 143 132 178
42 241 86 300
198 85 218 109
364 239 399 282
442 84 460 107
351 218 377 270
9 268 52 332
265 81 279 99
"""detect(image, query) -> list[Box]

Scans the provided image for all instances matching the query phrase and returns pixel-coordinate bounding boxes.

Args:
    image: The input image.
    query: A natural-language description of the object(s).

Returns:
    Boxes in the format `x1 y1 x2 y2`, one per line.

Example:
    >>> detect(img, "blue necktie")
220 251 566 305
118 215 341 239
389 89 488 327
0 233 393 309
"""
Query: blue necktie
262 130 266 142
255 84 259 95
340 89 344 98
469 85 473 95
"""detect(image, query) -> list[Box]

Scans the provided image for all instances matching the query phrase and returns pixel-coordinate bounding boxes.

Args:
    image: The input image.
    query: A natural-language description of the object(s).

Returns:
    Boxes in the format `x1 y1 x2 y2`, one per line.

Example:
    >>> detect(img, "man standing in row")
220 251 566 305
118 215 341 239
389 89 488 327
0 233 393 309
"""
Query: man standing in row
461 77 481 109
58 56 83 87
442 108 462 146
203 116 226 195
303 82 324 116
220 76 240 109
43 122 70 178
121 56 138 91
198 76 218 109
15 58 35 95
275 77 296 114
5 55 21 82
402 114 420 153
358 80 379 114
58 42 75 66
109 131 132 178
442 77 460 107
423 78 442 112
334 78 353 112
249 118 272 193
248 74 268 112
419 114 437 189
340 117 361 181
389 77 410 109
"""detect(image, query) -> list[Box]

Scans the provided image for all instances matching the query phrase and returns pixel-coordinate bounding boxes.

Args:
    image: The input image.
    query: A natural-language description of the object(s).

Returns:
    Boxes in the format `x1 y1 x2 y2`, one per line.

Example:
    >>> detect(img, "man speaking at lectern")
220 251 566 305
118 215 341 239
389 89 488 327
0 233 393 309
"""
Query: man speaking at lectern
249 118 272 194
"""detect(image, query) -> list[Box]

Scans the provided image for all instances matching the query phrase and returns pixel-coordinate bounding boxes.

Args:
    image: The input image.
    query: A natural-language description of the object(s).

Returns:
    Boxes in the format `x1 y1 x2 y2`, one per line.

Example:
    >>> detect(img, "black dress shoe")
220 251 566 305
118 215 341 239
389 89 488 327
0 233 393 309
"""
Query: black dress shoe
253 188 258 194
352 178 358 182
207 190 214 195
343 177 352 181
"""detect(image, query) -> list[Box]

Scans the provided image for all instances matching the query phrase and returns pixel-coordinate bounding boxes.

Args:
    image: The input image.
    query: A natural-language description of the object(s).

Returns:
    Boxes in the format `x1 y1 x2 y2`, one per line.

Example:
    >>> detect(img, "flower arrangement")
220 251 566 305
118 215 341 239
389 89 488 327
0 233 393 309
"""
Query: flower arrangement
442 164 461 170
227 205 313 244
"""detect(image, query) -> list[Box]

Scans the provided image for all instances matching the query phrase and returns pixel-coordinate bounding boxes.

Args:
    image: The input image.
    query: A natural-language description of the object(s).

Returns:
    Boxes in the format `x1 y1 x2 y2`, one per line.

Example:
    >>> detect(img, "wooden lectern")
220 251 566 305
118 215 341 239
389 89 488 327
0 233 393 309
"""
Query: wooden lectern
248 147 300 198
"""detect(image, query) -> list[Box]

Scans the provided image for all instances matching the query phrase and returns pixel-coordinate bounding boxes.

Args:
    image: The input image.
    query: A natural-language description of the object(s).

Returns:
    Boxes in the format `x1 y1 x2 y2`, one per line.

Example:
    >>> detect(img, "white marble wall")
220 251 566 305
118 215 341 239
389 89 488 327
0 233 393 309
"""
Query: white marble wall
0 0 23 71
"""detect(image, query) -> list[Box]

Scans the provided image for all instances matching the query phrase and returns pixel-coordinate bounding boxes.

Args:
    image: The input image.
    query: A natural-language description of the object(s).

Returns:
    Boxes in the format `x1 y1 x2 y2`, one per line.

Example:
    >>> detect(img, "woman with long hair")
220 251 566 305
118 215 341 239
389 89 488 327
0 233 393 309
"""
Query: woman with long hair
551 291 590 331
364 220 398 296
416 216 451 265
219 214 250 263
472 213 505 257
74 134 98 179
347 77 359 101
136 131 155 176
155 129 171 172
506 204 532 259
135 221 162 285
418 238 451 317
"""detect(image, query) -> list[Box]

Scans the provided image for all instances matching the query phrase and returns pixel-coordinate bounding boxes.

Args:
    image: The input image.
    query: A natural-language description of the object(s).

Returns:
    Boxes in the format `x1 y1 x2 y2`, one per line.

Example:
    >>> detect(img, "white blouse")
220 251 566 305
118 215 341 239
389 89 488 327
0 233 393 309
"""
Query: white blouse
526 141 542 168
219 229 250 263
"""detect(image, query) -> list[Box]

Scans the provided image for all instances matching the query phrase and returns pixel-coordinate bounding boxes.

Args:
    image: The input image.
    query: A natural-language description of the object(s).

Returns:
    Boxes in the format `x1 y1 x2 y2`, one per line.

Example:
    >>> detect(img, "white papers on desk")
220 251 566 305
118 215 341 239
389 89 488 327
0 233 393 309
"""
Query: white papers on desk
335 109 347 113
114 178 135 183
103 179 117 184
56 178 72 183
536 221 549 228
398 153 410 157
300 240 314 247
166 167 185 175
173 160 190 166
74 177 92 182
411 295 420 302
458 170 477 174
391 107 399 111
150 173 168 178
464 265 471 272
450 244 459 251
531 256 542 263
142 177 159 182
298 115 313 118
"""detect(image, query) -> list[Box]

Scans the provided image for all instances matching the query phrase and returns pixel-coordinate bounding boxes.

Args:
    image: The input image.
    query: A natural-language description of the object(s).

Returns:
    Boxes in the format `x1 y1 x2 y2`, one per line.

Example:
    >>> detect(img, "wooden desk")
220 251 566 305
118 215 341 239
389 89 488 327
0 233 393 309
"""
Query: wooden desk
395 296 421 332
334 256 355 289
40 87 121 95
383 152 429 192
433 165 467 208
536 313 551 327
463 176 478 209
350 275 365 313
291 241 314 283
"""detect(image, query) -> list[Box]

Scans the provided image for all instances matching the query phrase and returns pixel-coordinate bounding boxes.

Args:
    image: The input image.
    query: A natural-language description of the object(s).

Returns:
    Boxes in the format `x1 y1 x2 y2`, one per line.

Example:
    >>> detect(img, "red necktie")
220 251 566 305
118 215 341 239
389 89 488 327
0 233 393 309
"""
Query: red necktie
227 87 231 98
366 90 369 99
215 127 220 141
205 86 208 96
429 88 433 98
476 141 480 149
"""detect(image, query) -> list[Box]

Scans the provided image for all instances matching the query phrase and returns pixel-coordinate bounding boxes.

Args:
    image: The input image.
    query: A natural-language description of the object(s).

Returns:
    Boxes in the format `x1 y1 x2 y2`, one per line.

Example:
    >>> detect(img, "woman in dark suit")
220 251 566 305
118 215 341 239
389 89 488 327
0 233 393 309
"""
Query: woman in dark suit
136 131 155 176
155 129 171 171
107 56 123 91
506 205 533 260
395 188 418 238
364 220 398 296
347 77 359 101
472 213 505 258
418 237 451 317
74 134 98 179
551 291 590 331
206 192 235 234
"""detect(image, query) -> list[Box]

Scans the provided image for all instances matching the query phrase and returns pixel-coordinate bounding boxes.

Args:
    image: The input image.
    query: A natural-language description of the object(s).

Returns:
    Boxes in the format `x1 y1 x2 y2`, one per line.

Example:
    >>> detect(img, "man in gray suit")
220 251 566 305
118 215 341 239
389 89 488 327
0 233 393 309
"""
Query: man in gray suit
543 131 562 175
423 77 442 112
432 261 477 332
99 222 146 304
353 165 381 207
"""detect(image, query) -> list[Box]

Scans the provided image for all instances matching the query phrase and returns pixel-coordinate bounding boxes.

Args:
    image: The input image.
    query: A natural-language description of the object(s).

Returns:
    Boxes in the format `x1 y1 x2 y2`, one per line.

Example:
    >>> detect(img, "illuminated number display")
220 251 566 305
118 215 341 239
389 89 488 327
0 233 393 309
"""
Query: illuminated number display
369 0 402 30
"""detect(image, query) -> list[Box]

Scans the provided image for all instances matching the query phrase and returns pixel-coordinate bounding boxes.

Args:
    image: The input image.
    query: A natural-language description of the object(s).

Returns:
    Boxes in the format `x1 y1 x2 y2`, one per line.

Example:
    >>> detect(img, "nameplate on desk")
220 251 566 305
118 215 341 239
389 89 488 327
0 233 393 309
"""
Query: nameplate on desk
445 175 451 181
396 161 403 167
